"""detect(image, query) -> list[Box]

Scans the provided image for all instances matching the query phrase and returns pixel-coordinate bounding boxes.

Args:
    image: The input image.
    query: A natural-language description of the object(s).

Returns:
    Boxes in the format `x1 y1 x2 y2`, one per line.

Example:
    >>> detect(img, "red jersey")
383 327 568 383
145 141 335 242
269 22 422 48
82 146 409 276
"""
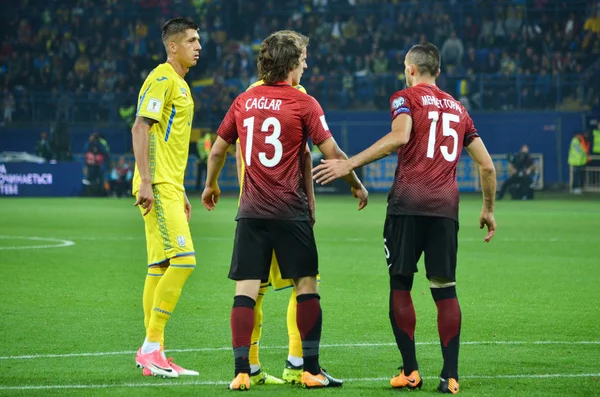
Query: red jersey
217 82 332 220
387 83 480 221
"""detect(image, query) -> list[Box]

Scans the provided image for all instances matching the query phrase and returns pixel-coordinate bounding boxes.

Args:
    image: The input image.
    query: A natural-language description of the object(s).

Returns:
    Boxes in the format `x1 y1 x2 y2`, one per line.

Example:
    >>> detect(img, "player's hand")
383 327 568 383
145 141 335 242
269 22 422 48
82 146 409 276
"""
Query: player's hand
202 185 221 211
184 192 192 222
313 159 353 185
352 185 369 211
479 209 496 242
134 181 154 216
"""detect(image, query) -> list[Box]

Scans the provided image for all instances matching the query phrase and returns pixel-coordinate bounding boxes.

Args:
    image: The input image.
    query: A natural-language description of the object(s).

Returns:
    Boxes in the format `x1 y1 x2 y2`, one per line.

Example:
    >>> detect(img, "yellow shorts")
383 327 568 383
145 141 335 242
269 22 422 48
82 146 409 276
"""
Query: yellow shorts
266 252 321 291
140 183 195 266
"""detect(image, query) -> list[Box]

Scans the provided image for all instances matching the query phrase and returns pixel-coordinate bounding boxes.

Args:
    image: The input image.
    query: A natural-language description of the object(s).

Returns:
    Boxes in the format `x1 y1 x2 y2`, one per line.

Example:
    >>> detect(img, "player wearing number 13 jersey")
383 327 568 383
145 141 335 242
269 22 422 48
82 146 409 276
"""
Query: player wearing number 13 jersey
313 43 497 394
202 30 368 390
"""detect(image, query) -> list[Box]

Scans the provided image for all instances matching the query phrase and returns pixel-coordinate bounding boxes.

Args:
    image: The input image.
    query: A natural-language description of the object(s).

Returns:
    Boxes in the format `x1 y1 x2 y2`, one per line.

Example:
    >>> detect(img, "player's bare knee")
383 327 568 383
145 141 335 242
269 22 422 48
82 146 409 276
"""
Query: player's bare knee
293 276 318 295
429 277 456 289
235 279 262 301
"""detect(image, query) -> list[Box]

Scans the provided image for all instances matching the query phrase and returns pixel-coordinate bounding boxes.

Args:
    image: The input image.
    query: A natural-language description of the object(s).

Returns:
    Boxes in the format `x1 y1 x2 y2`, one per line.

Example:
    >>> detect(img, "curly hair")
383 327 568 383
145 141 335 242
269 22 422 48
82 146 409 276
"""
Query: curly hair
257 30 309 84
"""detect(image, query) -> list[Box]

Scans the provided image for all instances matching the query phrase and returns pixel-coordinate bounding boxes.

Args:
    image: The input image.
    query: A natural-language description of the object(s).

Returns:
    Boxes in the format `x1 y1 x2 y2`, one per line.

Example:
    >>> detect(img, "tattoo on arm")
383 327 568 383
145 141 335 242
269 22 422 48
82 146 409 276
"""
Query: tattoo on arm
138 116 156 126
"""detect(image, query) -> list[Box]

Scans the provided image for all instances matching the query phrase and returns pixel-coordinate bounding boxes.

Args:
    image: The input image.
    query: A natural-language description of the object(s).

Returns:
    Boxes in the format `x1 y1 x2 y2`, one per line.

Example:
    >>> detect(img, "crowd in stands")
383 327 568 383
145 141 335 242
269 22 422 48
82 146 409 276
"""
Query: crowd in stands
1 0 599 130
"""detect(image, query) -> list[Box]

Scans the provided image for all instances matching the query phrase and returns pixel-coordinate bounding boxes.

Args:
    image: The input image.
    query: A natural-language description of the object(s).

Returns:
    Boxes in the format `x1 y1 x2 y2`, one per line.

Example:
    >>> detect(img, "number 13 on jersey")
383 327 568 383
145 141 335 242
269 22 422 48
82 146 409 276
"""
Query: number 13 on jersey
243 116 283 168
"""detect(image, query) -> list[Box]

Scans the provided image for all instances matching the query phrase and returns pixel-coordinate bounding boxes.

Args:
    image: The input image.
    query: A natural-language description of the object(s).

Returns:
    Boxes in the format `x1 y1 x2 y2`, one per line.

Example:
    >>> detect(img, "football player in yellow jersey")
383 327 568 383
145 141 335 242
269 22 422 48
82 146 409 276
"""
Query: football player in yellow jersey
131 18 201 378
235 80 314 385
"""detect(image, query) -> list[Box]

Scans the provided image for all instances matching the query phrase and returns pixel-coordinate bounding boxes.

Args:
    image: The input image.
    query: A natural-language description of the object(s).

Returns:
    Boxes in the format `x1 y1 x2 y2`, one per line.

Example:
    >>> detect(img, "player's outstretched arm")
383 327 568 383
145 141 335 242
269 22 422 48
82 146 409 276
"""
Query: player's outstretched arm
315 138 368 210
202 136 230 211
303 143 316 224
313 114 412 185
132 116 157 216
466 137 497 242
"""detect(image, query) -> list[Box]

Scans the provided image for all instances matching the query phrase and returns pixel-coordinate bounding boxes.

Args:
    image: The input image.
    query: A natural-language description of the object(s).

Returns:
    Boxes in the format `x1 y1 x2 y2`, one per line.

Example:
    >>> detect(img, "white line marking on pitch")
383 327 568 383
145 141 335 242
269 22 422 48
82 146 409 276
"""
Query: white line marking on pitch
54 234 593 244
0 236 75 250
1 341 598 360
0 373 598 391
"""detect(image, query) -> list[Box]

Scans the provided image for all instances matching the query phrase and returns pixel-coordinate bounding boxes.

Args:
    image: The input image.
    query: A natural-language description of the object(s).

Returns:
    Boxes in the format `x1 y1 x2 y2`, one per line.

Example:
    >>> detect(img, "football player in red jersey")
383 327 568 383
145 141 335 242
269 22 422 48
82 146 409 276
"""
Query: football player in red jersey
313 43 497 394
202 30 368 390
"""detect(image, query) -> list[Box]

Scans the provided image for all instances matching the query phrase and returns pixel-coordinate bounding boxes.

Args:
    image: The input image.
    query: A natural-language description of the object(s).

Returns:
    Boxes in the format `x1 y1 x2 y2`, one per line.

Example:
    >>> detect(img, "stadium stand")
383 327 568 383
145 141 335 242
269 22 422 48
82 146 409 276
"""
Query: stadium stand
0 0 597 128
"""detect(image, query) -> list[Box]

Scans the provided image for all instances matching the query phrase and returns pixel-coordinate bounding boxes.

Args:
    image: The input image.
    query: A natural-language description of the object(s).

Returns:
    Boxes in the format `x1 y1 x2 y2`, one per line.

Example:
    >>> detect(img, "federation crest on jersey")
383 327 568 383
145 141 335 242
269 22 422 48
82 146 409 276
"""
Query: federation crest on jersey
392 97 405 110
176 235 186 247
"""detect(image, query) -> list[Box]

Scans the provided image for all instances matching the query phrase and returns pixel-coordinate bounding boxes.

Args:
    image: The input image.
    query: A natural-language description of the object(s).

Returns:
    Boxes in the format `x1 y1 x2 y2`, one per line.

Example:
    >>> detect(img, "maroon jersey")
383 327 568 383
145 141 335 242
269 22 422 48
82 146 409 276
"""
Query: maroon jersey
387 83 479 221
217 82 332 220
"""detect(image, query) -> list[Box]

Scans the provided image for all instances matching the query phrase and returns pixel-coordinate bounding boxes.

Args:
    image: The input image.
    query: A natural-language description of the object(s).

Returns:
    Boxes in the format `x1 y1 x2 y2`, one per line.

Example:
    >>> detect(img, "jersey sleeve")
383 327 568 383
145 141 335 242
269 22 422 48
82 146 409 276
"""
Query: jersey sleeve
302 96 332 145
463 114 480 146
390 90 414 121
136 77 172 121
217 101 238 144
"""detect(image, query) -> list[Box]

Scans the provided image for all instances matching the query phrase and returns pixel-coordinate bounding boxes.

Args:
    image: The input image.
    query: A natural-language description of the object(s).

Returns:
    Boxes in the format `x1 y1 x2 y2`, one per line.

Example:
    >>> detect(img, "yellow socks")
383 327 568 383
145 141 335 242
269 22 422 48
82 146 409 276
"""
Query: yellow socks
287 288 303 360
146 256 196 343
143 263 168 343
250 284 268 370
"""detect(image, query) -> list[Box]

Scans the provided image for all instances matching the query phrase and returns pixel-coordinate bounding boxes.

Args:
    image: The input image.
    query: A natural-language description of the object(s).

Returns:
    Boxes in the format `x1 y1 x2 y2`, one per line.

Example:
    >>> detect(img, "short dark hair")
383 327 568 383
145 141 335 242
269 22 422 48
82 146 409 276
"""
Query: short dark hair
257 30 309 84
407 43 440 77
161 18 198 44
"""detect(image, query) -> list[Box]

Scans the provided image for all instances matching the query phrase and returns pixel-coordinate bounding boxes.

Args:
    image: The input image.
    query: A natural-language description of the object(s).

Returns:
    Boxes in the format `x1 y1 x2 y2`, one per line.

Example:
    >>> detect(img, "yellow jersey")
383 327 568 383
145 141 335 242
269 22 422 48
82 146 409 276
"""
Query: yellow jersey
133 62 194 194
238 80 307 190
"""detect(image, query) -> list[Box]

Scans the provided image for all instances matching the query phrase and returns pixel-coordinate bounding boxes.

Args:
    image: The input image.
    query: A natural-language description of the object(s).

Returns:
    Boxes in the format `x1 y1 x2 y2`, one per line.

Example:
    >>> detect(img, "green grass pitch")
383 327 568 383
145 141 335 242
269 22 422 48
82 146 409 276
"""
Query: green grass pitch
0 193 599 396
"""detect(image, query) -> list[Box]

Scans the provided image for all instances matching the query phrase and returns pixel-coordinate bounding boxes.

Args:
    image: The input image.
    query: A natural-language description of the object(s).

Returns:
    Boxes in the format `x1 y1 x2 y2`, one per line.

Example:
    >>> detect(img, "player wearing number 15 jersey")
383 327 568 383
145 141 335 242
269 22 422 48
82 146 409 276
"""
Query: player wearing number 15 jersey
313 43 497 394
202 30 368 391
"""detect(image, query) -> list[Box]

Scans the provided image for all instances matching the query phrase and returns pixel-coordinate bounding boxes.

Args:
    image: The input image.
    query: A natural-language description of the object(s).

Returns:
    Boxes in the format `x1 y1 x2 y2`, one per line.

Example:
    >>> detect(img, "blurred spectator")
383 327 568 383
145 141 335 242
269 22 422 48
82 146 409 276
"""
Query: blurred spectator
2 89 15 124
497 144 536 200
83 133 108 194
119 100 135 153
35 131 53 161
196 130 211 191
567 131 590 194
51 116 72 161
109 156 133 197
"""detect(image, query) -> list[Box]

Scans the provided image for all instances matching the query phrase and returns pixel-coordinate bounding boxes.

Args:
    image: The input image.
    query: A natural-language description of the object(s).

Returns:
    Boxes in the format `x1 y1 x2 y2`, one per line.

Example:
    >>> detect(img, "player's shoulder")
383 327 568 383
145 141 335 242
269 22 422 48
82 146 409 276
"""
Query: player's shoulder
146 63 175 84
434 87 471 117
292 91 320 110
246 80 265 91
295 84 307 94
390 86 420 109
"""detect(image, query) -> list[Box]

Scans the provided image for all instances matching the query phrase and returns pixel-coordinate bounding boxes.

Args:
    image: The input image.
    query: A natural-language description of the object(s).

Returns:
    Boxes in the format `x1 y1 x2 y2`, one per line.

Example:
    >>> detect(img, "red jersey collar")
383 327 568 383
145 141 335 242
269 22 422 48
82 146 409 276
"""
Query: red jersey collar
414 82 437 88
